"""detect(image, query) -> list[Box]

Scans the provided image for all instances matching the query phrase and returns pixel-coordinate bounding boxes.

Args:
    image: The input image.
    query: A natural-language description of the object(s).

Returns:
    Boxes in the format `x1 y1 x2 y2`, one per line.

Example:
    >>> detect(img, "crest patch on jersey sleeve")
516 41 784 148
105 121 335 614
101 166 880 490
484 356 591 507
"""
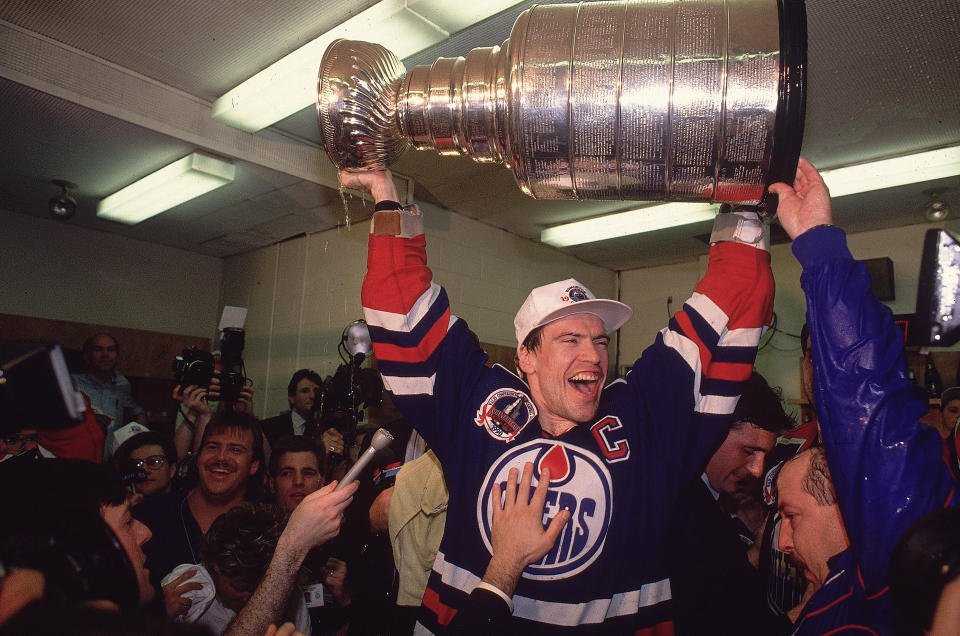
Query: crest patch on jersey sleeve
474 388 537 441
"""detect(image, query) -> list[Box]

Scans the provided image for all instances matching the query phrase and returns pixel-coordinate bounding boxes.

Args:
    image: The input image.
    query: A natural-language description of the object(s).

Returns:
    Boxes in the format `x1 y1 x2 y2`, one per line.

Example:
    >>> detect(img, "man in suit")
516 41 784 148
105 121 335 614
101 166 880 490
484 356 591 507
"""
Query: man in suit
260 369 344 457
669 371 794 635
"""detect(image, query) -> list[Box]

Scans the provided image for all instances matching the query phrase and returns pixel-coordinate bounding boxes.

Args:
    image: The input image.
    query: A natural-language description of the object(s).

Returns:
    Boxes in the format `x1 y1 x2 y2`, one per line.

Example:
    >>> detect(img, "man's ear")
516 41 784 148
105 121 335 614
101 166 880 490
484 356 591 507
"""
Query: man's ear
249 459 261 476
288 394 295 408
517 345 536 377
268 476 276 494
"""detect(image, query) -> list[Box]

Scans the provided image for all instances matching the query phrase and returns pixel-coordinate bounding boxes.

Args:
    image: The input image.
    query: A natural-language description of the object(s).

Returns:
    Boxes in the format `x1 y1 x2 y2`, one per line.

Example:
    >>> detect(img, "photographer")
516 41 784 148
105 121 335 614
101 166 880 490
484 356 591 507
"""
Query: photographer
172 325 255 463
316 327 383 483
172 375 257 464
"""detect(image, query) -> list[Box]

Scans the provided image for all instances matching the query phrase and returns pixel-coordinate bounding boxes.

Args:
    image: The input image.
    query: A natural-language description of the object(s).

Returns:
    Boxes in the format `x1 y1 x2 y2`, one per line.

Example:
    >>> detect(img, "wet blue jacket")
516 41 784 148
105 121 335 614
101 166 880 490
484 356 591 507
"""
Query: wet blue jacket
791 225 957 635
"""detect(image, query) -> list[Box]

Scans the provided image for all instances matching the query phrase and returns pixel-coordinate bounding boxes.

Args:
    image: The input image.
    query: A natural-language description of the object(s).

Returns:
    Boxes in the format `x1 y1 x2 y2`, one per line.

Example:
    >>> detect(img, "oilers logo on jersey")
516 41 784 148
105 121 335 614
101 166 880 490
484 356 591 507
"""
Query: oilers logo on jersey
474 388 537 441
477 439 613 580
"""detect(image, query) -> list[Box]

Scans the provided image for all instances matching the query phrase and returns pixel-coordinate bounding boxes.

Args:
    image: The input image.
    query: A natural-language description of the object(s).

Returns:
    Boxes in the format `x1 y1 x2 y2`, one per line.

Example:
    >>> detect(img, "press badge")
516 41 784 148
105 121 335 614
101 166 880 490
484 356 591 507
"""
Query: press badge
303 583 331 608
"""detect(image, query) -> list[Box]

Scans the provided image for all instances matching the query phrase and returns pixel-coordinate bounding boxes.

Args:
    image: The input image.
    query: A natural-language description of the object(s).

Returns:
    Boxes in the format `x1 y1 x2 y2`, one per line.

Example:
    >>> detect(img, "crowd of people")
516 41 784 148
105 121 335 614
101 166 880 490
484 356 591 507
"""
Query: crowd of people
1 159 959 635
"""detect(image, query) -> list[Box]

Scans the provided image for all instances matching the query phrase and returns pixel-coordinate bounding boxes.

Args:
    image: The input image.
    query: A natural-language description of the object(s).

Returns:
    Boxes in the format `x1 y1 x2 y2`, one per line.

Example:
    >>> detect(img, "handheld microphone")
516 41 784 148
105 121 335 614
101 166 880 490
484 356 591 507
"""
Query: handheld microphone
335 427 394 490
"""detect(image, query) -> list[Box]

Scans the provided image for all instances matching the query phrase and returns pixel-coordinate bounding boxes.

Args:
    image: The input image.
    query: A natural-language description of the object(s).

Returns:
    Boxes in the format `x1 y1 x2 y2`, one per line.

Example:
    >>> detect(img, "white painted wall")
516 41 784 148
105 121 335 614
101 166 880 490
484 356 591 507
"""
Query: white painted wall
619 221 953 412
0 207 222 338
6 198 947 422
221 201 616 419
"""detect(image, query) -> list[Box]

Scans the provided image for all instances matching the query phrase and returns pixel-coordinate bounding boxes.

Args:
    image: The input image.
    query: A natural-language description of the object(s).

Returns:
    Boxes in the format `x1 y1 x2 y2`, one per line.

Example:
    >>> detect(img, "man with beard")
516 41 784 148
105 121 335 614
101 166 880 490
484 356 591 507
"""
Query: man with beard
133 411 265 597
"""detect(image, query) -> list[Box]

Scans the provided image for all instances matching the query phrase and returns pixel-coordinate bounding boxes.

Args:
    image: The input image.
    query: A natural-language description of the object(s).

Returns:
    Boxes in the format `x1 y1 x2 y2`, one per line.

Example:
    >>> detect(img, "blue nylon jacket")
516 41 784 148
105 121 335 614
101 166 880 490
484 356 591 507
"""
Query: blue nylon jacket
790 225 957 635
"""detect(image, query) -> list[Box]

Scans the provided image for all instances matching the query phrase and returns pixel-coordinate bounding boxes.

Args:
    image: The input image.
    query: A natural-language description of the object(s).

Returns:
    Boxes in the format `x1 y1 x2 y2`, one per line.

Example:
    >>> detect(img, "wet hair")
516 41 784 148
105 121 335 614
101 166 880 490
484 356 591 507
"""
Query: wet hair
731 371 795 435
115 431 177 465
889 506 960 632
201 502 287 588
268 435 324 476
785 446 837 506
82 333 119 357
287 369 323 397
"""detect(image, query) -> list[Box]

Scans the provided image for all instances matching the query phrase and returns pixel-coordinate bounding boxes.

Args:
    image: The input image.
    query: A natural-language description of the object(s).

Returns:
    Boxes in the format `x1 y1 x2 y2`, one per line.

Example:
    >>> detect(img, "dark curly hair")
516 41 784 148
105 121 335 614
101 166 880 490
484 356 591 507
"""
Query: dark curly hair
201 503 288 588
731 371 795 435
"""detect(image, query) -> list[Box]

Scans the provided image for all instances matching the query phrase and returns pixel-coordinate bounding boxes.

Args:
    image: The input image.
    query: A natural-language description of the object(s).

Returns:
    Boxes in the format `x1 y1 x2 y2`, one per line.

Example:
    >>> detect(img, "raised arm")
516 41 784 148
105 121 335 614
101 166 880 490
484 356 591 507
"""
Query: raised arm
633 205 775 485
224 481 357 636
774 158 957 592
351 168 487 456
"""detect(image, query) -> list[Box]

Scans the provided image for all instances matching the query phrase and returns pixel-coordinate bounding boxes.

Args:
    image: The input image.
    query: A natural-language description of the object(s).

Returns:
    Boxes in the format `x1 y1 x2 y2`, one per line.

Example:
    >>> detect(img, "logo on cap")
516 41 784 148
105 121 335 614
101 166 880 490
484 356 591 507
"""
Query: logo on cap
564 286 589 303
477 440 612 579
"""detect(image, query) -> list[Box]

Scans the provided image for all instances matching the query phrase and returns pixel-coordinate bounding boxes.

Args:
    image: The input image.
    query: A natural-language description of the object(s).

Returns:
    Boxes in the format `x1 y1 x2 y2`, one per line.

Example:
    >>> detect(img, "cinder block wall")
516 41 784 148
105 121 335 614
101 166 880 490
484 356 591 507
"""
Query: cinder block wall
221 201 616 419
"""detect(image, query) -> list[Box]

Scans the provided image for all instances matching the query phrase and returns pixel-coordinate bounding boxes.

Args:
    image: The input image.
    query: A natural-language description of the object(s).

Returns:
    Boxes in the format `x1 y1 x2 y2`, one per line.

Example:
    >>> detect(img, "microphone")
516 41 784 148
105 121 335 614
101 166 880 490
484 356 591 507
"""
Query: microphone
335 427 394 490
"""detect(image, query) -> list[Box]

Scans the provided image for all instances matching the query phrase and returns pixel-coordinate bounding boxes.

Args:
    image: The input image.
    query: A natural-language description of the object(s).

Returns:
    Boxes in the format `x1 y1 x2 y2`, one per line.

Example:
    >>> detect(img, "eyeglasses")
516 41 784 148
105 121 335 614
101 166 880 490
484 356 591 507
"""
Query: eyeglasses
133 455 170 471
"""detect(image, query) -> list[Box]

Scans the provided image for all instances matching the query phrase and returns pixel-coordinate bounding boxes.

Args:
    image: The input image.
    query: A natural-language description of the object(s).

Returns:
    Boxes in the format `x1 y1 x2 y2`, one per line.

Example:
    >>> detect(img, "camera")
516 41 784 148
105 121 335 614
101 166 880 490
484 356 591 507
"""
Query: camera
115 457 148 492
218 327 247 402
172 346 215 388
1 343 86 433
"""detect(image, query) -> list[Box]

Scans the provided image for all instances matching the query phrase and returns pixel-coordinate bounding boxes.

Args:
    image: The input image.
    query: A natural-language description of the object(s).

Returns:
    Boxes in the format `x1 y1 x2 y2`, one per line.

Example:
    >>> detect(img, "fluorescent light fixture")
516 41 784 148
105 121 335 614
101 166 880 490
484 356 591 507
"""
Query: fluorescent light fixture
541 202 719 247
97 152 235 225
820 145 960 198
212 0 526 132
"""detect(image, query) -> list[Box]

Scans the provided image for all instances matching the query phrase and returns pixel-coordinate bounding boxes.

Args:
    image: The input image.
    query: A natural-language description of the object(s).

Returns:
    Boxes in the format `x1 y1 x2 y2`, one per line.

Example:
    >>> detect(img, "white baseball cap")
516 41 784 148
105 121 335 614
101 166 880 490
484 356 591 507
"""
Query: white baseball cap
514 278 633 346
107 422 150 458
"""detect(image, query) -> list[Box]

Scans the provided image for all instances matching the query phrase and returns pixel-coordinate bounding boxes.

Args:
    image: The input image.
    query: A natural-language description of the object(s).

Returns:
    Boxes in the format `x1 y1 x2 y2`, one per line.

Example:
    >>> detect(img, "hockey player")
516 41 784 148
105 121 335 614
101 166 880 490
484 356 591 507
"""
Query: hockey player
771 159 958 634
345 167 774 633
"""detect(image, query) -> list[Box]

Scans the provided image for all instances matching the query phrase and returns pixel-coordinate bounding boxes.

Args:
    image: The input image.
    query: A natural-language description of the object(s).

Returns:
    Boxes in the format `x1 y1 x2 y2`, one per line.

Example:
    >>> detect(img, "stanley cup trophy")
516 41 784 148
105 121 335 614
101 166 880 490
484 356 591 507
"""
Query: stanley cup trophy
318 0 806 211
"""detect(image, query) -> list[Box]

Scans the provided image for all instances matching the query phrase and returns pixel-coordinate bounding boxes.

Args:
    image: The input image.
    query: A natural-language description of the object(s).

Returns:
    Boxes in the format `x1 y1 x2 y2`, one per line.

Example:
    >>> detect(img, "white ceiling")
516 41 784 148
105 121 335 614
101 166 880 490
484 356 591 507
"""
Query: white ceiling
1 0 958 269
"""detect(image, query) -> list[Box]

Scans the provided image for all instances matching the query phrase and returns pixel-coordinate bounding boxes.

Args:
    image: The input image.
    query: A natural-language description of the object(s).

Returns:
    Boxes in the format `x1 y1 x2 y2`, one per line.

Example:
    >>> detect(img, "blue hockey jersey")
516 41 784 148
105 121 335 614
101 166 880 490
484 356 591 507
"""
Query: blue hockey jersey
362 215 774 633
